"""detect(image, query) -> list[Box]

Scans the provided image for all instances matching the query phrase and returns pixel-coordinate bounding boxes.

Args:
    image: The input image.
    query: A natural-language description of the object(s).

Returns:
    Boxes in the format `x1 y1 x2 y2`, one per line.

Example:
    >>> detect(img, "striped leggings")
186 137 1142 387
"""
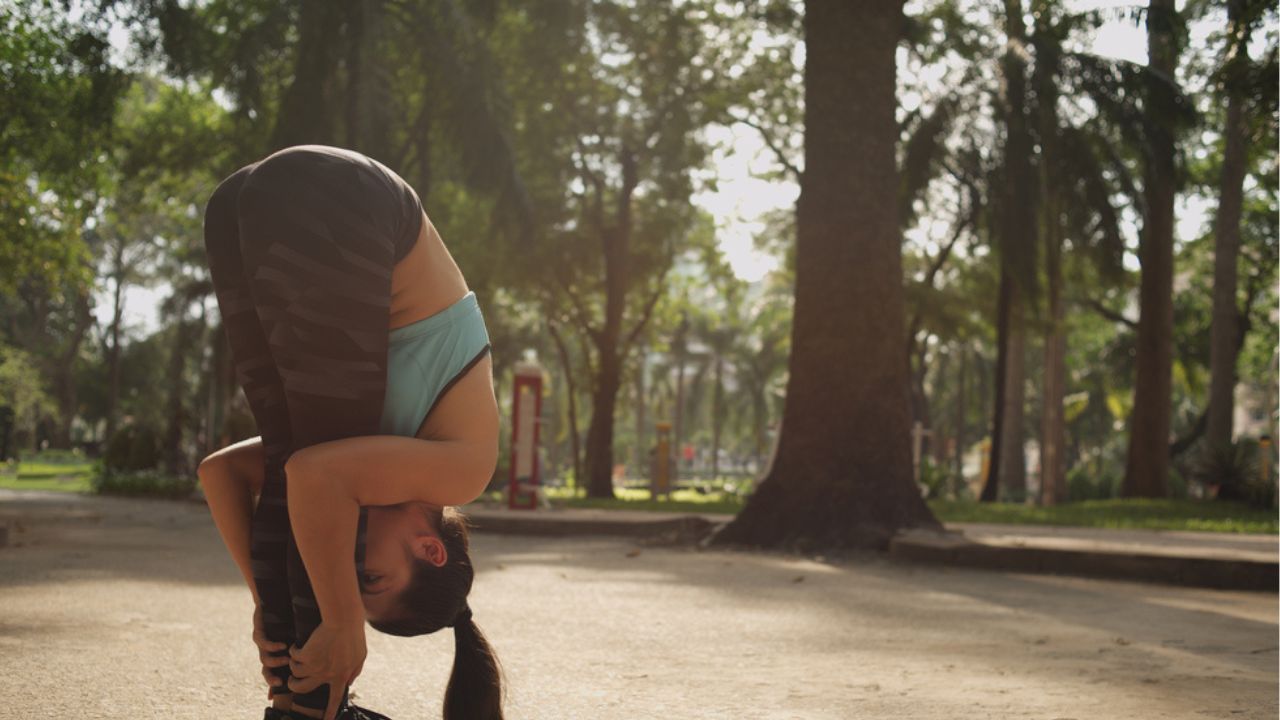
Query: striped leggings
203 145 423 712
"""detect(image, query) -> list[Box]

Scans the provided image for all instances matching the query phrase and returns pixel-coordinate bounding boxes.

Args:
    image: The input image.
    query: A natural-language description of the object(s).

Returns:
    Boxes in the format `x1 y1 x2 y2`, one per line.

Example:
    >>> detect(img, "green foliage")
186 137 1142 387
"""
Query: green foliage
0 455 93 493
928 498 1277 534
918 457 951 499
0 345 58 449
1066 463 1123 502
1191 439 1276 509
0 1 126 292
102 424 160 473
91 464 195 499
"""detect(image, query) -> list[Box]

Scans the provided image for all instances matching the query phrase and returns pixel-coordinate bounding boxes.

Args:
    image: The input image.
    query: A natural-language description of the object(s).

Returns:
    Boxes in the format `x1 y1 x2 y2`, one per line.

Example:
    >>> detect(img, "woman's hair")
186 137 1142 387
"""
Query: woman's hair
369 507 503 720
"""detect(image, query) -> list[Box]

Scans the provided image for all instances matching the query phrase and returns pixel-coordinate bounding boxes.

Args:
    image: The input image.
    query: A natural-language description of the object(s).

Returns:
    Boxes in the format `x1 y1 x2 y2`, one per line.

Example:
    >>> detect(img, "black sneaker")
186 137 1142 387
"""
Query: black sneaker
340 703 392 720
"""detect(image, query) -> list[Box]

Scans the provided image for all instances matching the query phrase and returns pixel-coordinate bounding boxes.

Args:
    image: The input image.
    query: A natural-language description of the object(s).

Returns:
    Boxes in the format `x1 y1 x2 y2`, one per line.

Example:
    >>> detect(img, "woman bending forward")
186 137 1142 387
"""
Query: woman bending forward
197 144 503 720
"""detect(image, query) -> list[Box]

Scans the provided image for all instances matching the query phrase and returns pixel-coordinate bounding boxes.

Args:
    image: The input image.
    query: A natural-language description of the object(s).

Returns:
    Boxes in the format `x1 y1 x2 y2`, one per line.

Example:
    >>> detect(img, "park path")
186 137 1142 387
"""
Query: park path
0 489 1275 719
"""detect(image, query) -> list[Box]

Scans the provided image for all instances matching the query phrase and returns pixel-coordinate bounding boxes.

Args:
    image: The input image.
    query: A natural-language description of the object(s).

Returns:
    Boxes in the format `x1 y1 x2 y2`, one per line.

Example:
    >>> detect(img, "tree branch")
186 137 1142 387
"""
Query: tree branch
622 261 671 354
731 113 801 181
1078 297 1139 329
550 267 600 345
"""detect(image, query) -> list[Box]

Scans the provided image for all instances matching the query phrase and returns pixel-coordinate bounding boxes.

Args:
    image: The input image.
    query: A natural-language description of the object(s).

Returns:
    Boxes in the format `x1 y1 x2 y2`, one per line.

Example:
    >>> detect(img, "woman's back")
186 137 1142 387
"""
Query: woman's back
387 215 498 456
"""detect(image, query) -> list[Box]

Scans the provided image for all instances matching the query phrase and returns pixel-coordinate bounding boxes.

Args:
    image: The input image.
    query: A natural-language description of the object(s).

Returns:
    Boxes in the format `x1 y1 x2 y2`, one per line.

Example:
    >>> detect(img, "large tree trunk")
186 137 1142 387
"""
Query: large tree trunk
712 0 939 550
547 322 582 489
1034 2 1067 505
671 317 688 480
952 345 967 496
165 313 192 476
583 342 622 498
50 291 93 449
1206 0 1251 453
345 0 393 162
634 350 647 474
996 0 1036 502
981 273 1012 501
1123 0 1179 498
105 243 126 441
1040 229 1067 505
710 354 723 482
270 0 345 149
997 286 1027 498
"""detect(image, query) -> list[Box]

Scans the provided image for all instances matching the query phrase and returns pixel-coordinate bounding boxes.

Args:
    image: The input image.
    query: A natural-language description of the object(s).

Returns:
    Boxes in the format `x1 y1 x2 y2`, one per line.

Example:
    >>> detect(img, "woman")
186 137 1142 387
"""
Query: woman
197 144 503 720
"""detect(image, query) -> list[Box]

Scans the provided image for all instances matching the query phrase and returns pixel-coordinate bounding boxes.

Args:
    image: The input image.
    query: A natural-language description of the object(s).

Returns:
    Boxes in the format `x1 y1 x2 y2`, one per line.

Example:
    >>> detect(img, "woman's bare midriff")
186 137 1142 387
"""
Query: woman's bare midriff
389 214 468 328
388 214 499 455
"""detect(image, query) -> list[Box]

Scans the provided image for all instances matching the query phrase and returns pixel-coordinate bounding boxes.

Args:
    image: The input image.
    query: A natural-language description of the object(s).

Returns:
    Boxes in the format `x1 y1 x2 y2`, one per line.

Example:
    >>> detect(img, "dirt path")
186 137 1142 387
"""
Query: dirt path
0 490 1275 719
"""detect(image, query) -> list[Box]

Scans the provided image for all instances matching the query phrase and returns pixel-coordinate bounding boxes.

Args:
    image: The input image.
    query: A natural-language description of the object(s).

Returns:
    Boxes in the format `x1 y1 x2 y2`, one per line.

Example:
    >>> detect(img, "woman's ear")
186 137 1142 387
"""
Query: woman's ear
412 534 448 567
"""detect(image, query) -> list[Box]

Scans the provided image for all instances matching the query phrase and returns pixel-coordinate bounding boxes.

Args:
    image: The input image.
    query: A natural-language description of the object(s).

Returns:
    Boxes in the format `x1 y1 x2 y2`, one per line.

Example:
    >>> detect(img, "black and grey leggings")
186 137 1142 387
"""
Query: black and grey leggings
203 145 423 712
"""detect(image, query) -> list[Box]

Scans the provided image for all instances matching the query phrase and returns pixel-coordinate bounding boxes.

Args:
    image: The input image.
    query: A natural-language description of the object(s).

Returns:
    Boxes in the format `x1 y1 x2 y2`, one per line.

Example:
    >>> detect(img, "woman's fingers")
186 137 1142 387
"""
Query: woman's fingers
261 667 283 687
253 631 286 653
287 674 323 695
260 651 290 668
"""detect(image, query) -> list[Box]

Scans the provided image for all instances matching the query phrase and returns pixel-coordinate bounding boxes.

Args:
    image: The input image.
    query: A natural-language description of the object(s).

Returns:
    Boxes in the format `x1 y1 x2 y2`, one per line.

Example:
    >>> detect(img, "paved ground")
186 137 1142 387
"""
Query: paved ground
0 491 1276 719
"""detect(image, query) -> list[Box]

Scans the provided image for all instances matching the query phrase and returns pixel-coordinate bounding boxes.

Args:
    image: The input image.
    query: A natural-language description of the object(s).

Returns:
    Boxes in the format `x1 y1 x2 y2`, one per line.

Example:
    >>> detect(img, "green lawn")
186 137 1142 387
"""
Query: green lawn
514 485 1277 534
0 460 94 493
8 464 1274 534
929 498 1277 534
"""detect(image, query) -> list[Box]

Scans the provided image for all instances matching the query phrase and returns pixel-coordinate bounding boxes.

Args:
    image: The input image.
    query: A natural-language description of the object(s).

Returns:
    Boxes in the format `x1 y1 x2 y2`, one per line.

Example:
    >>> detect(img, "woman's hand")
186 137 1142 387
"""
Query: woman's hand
253 604 290 698
287 620 367 719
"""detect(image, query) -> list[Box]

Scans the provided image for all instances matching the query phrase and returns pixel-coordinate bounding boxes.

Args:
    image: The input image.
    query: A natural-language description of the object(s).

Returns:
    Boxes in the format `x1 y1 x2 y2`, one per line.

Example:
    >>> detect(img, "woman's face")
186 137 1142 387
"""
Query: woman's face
359 503 446 623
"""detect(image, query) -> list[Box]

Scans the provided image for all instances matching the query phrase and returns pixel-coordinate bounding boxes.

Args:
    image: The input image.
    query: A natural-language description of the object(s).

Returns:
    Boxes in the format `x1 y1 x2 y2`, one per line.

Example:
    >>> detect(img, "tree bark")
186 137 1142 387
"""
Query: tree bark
711 354 724 482
672 316 688 479
712 0 939 550
1033 1 1067 505
981 273 1011 502
52 291 93 449
1206 0 1251 453
995 0 1036 502
345 0 393 162
105 240 126 441
952 344 967 497
271 0 345 149
1040 228 1067 505
1123 0 1179 498
997 284 1027 499
165 312 192 476
583 340 622 498
634 350 647 475
547 322 582 490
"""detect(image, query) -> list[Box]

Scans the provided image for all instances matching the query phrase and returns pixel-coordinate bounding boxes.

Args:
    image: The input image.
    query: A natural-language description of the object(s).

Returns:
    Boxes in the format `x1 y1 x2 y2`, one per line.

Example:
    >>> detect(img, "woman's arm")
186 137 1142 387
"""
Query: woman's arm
197 436 268 600
283 433 496 621
287 434 497 507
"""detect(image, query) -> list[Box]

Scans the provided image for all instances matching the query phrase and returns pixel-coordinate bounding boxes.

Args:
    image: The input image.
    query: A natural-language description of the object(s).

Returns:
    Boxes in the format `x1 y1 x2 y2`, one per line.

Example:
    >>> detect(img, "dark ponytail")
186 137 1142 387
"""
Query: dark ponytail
445 609 504 720
368 508 504 719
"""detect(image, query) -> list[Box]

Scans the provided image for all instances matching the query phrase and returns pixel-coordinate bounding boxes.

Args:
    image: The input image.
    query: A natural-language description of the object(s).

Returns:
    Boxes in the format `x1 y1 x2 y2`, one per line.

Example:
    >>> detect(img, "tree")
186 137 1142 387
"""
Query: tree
1205 0 1268 453
1123 0 1187 498
713 0 939 550
507 2 727 498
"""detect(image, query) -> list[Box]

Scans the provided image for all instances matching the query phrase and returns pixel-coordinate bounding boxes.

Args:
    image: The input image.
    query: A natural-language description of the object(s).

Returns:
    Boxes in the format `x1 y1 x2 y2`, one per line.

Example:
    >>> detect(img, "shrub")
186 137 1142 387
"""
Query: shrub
91 464 196 499
1192 439 1275 509
26 448 84 464
1066 464 1121 502
102 424 159 473
918 457 951 499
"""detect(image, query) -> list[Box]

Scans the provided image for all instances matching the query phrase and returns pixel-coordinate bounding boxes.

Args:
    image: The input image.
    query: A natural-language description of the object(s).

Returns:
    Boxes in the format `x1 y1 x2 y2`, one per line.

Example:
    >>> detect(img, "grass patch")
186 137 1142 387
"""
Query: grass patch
0 459 93 493
91 468 196 499
929 498 1278 534
486 485 1276 534
479 485 746 515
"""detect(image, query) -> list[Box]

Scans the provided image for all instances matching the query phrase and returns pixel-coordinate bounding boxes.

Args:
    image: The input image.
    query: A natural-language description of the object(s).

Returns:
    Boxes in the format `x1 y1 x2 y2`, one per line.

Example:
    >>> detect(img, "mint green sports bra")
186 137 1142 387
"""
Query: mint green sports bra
380 291 491 436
